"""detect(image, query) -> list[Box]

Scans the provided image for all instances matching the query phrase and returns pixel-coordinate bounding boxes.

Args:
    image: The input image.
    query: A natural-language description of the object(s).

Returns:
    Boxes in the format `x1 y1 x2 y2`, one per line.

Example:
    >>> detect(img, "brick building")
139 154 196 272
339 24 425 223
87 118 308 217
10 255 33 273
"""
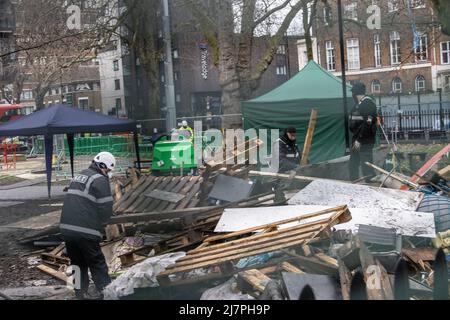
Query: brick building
0 0 16 90
313 0 450 96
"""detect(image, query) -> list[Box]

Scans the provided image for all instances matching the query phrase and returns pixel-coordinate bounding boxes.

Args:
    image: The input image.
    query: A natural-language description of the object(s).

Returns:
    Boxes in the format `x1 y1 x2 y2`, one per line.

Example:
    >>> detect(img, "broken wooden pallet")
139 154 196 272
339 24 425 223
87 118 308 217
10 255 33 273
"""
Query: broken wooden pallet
157 205 351 285
113 175 203 214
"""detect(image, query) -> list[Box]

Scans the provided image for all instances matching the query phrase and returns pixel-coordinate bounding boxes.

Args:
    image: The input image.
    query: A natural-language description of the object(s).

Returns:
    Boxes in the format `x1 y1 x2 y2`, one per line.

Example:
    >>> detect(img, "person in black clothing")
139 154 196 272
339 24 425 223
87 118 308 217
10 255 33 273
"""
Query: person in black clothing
275 127 301 173
349 82 379 182
59 152 115 300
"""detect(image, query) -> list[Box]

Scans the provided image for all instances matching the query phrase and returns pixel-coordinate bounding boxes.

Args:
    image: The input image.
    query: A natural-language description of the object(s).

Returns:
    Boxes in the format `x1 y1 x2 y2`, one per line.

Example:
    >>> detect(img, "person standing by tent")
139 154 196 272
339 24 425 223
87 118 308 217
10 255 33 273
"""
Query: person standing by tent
59 152 116 300
276 127 301 173
349 82 378 182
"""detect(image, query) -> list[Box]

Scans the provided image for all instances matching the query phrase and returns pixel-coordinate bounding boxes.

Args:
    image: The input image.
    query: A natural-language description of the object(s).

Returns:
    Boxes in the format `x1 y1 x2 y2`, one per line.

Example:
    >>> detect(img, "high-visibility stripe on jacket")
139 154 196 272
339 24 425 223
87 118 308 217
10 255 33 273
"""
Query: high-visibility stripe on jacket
59 164 113 241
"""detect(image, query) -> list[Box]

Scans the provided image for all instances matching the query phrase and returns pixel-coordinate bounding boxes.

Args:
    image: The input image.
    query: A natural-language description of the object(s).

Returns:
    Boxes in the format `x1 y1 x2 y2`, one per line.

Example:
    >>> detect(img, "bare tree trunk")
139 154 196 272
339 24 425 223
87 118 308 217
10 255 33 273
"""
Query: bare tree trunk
303 2 314 61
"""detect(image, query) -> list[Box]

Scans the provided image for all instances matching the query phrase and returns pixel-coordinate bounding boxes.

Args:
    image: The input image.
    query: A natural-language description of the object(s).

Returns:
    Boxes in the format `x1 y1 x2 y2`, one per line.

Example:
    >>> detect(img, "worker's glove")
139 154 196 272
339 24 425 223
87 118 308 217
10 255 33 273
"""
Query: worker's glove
352 140 361 151
367 116 373 125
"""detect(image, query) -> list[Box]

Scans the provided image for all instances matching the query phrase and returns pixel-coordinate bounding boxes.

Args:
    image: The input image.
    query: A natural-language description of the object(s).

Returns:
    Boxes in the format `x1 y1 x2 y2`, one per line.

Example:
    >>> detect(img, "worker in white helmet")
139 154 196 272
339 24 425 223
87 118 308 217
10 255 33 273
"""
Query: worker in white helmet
179 120 193 142
59 152 116 300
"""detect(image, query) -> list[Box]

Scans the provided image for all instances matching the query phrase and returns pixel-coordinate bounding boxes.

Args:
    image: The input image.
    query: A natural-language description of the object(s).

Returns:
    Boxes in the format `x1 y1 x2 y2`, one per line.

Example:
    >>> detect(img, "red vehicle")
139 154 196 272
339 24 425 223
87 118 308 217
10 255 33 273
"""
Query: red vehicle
0 104 25 123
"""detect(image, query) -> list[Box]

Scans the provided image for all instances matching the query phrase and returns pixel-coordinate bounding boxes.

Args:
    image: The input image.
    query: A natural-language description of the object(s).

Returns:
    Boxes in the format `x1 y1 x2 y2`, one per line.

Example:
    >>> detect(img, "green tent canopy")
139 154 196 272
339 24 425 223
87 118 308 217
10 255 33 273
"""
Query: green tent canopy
242 60 354 164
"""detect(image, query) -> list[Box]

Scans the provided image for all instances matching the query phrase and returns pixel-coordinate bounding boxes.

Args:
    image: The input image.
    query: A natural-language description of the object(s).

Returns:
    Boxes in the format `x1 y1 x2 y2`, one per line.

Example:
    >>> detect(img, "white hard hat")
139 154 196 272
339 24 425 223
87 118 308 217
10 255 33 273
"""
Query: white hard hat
94 152 116 171
182 120 188 127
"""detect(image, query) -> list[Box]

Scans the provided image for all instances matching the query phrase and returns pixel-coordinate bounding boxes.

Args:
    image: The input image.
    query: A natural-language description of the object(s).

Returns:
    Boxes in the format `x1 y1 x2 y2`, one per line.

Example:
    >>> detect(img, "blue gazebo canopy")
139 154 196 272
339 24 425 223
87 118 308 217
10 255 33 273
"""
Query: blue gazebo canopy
0 104 141 198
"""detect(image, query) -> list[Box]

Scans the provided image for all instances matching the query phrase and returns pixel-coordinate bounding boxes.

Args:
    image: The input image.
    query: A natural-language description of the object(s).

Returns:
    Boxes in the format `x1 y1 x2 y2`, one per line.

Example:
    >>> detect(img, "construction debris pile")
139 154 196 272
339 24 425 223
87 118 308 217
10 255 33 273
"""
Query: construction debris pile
16 145 450 300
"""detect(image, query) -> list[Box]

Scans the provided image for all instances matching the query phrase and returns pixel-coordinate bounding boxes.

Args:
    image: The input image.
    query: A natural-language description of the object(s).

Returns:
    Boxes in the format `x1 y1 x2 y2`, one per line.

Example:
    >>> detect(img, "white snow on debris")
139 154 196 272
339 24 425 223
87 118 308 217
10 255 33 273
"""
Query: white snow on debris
288 180 423 211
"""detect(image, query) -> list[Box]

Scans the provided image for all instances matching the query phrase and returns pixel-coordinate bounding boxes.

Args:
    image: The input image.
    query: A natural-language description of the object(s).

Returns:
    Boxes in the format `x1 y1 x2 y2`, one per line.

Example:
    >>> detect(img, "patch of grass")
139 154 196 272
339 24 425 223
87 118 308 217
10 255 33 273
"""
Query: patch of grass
0 174 27 186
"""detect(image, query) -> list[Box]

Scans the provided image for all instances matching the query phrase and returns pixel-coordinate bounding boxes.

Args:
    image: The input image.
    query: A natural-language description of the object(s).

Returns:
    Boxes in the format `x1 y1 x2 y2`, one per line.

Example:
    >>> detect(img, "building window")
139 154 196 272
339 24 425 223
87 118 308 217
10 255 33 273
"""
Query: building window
441 41 450 64
415 32 428 61
115 79 121 90
388 0 399 12
79 98 89 110
415 75 426 92
174 72 179 81
372 80 381 94
113 60 119 71
176 94 181 103
344 2 358 21
276 66 287 75
347 38 360 70
374 34 381 67
325 41 336 71
55 87 60 95
323 6 331 25
277 45 287 55
411 0 425 9
392 77 402 93
173 50 179 59
390 31 401 65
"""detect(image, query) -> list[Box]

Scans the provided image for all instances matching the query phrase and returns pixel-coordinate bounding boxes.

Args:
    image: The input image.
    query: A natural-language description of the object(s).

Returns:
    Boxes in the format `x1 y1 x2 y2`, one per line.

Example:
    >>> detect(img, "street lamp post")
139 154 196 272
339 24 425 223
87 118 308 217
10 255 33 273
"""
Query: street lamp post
337 0 350 152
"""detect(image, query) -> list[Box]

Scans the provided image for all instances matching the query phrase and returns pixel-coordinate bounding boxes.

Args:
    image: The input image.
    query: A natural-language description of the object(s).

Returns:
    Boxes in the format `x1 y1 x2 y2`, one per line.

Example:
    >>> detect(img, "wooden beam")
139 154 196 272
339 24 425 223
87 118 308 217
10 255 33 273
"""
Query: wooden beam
301 109 318 166
338 258 352 301
37 264 68 283
237 269 272 293
280 261 304 274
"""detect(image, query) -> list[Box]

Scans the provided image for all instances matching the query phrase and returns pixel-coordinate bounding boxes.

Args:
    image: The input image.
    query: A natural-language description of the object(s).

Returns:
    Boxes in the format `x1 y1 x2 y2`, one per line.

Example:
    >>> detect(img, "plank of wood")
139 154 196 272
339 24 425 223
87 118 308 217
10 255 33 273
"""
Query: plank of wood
301 109 318 166
186 221 326 257
238 269 271 293
116 176 156 213
177 229 320 266
203 206 349 244
147 177 184 212
365 162 420 189
280 261 304 274
37 264 68 283
438 165 450 179
160 236 312 276
145 189 186 204
338 258 352 301
155 177 187 211
248 171 342 183
315 253 339 267
133 177 175 213
401 143 450 190
176 181 202 210
124 177 163 213
113 176 148 212
279 249 339 276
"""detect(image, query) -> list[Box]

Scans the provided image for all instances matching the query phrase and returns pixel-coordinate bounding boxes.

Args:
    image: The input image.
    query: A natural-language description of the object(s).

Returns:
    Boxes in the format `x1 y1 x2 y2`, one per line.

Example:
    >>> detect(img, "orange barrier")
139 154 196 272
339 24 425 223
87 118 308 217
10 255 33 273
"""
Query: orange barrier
0 143 17 170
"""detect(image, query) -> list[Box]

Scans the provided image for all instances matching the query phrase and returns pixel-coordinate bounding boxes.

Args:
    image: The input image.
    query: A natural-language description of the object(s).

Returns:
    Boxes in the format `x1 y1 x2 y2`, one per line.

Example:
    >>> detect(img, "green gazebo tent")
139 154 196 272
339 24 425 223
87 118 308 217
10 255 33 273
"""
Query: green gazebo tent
243 60 353 164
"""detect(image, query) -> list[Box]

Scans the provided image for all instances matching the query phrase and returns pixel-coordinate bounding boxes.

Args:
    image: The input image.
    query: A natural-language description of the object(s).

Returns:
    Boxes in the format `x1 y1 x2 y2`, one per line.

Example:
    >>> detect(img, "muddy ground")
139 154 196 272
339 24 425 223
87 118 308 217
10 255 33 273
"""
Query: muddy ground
0 199 63 288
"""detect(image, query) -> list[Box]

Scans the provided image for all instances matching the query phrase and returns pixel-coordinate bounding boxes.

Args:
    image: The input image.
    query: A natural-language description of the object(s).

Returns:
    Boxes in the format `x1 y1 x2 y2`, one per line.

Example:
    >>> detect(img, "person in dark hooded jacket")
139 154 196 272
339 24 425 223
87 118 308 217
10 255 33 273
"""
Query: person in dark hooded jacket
274 127 301 173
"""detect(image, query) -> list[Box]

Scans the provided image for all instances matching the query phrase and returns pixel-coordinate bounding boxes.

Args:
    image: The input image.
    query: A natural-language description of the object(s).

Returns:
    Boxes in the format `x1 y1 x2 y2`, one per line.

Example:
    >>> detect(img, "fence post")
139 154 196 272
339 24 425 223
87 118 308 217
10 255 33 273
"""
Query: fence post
418 91 422 129
438 88 444 130
398 94 402 132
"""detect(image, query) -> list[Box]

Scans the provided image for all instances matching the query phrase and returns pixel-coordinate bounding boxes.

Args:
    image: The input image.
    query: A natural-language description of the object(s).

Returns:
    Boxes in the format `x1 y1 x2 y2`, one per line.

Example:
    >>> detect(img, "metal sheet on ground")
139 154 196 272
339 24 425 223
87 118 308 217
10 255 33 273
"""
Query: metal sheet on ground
281 273 341 300
208 175 255 203
288 180 423 211
214 205 435 237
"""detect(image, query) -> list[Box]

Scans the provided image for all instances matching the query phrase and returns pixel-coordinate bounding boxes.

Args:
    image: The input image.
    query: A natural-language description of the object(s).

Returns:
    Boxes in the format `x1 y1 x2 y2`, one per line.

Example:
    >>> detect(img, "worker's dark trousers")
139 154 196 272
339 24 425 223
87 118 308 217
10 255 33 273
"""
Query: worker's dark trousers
349 145 374 182
64 237 111 296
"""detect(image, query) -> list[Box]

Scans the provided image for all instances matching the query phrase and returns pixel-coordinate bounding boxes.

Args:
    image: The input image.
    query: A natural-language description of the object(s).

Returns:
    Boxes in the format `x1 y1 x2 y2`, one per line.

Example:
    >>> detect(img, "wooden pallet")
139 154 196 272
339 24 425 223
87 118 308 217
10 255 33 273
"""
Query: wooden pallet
113 175 204 214
157 205 351 285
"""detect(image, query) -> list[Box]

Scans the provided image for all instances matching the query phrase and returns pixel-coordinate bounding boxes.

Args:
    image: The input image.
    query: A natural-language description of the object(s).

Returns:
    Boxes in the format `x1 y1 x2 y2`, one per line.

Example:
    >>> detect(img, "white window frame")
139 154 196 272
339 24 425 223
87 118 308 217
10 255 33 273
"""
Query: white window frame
276 65 287 75
441 41 450 64
411 0 426 9
323 6 331 25
347 38 360 70
374 34 381 67
325 41 336 71
372 80 381 94
415 33 428 62
277 45 287 55
344 2 358 21
415 75 426 92
392 77 402 93
388 0 399 12
113 60 119 71
390 31 401 65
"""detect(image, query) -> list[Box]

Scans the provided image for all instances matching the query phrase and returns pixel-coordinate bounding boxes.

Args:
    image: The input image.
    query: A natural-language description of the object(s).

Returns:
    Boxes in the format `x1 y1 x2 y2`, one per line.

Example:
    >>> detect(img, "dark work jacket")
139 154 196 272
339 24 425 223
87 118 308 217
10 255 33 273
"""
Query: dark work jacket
59 164 113 241
276 135 301 173
349 96 378 146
